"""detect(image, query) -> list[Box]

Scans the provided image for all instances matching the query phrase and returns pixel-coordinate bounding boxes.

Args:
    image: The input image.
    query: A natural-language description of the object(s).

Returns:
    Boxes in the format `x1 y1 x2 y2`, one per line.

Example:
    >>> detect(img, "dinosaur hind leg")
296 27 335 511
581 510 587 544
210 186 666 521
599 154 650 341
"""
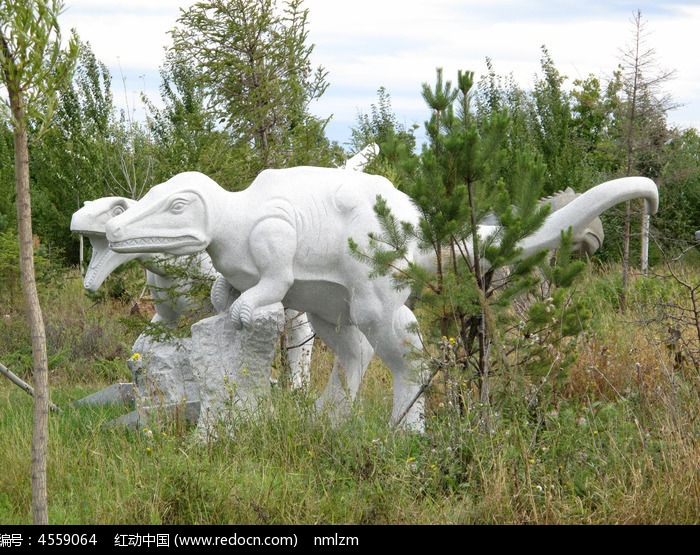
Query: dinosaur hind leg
360 304 426 432
307 314 374 426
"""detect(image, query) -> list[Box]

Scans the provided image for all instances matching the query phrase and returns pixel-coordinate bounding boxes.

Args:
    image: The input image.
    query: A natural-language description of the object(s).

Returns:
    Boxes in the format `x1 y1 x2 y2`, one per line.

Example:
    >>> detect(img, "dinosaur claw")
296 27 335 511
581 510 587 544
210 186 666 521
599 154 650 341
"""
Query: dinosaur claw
229 302 242 329
230 298 254 329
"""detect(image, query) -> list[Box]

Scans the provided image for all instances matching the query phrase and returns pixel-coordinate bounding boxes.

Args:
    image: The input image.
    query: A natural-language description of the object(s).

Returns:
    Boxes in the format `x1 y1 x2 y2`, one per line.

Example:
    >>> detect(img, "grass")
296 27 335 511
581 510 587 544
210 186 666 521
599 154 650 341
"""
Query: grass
0 261 699 524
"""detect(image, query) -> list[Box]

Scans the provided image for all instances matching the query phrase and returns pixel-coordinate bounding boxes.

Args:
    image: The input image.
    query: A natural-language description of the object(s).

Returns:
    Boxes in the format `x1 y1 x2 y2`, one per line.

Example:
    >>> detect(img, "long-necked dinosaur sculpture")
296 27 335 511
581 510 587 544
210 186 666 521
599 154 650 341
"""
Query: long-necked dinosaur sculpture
104 168 658 432
538 187 605 256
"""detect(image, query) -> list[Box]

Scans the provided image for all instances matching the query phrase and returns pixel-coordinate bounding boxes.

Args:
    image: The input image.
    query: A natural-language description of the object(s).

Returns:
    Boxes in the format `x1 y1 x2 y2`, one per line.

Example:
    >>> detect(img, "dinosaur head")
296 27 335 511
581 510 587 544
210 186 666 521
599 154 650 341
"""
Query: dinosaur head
70 197 141 291
105 172 217 257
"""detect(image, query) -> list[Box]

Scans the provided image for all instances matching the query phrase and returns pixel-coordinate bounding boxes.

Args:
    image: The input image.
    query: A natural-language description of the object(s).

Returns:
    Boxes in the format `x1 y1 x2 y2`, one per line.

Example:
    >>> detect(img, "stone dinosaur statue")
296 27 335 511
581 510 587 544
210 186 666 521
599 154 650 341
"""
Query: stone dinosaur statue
70 145 382 398
342 143 380 172
479 186 605 260
539 187 605 256
70 196 315 389
70 196 216 324
104 168 659 432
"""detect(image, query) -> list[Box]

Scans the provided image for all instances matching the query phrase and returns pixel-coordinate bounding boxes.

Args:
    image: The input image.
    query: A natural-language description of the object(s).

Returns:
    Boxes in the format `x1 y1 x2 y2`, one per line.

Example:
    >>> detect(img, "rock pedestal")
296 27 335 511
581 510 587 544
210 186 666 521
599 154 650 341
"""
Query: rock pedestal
79 304 286 439
189 303 286 441
129 333 199 414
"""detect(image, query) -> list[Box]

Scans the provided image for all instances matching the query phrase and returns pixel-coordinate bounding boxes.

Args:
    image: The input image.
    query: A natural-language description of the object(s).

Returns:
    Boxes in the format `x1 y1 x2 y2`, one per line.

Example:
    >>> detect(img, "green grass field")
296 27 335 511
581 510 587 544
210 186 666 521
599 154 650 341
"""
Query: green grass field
1 261 698 524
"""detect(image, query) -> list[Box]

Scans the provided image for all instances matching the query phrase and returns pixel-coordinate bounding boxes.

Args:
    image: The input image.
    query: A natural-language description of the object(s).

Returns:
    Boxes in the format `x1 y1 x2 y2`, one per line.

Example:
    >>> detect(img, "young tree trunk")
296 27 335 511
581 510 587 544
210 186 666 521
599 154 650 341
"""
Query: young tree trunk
1 0 79 526
620 199 631 313
640 200 650 275
11 96 49 525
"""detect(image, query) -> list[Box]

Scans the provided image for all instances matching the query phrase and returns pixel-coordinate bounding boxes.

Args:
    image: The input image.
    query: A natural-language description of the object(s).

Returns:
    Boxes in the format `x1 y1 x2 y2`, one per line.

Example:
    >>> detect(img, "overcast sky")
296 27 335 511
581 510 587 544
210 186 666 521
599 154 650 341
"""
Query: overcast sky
60 0 700 150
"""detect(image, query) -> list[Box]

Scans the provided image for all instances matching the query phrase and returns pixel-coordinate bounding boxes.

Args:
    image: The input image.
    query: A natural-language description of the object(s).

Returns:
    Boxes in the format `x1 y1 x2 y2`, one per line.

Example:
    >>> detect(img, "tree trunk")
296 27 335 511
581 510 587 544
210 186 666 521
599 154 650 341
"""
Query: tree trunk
77 193 84 276
12 95 49 525
640 199 650 275
620 199 631 313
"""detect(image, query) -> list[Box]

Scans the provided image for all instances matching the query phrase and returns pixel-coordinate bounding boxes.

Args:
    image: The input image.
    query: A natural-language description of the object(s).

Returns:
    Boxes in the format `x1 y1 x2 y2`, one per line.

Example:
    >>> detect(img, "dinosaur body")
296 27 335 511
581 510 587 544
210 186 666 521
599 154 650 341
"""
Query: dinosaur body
106 168 426 429
105 168 659 431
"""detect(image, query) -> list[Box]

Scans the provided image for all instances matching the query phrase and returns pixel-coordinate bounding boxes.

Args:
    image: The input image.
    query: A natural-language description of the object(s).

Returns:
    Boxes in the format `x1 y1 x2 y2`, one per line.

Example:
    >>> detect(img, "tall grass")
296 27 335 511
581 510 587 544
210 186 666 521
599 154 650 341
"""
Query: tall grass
0 263 698 524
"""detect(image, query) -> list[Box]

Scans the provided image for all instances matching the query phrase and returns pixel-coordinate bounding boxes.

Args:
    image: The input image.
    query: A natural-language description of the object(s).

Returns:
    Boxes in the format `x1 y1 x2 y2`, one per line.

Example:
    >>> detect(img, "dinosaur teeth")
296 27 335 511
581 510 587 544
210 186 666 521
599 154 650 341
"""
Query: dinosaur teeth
120 237 184 246
111 236 200 250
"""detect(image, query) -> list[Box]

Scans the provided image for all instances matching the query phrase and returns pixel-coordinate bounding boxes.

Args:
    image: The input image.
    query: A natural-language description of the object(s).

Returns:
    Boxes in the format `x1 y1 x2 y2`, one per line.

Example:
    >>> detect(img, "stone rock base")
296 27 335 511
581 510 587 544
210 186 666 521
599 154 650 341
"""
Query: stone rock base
191 304 285 441
76 303 286 441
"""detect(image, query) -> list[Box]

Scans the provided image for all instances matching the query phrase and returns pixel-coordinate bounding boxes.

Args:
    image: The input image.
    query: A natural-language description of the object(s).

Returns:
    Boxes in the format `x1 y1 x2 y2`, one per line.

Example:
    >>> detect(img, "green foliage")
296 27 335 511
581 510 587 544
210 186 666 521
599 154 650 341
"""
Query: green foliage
577 264 623 314
0 228 22 302
169 0 334 175
355 67 591 419
143 47 240 186
0 125 15 233
1 7 693 274
0 0 79 139
130 254 218 344
0 6 698 524
1 259 699 524
0 228 55 309
29 40 125 265
351 86 417 156
0 267 137 381
655 129 700 254
530 46 588 195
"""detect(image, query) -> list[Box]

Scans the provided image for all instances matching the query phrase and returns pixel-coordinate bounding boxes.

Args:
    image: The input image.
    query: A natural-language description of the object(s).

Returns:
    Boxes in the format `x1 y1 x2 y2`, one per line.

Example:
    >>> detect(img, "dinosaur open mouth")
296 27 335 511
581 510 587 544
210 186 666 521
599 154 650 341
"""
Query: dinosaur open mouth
84 243 113 290
110 236 201 252
83 234 138 291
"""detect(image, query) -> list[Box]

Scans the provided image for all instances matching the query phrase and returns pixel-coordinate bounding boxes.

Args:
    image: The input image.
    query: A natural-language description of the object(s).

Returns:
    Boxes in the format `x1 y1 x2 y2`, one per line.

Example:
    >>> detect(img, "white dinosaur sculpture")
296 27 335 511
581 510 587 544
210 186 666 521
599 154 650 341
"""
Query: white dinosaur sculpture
70 145 382 395
342 143 380 172
104 168 659 432
69 196 315 388
538 187 605 256
70 196 216 323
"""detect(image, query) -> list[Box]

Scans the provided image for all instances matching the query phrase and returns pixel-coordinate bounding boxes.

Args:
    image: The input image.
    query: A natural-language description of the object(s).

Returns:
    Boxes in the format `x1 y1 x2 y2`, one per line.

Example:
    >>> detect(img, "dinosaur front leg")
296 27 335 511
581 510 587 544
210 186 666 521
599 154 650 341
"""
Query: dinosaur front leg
230 217 297 328
211 274 239 313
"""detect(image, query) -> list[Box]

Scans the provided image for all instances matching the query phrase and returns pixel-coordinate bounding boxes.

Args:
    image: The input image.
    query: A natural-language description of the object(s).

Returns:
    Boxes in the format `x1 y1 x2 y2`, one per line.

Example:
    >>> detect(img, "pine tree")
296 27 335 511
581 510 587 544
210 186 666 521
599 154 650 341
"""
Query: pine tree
354 68 590 429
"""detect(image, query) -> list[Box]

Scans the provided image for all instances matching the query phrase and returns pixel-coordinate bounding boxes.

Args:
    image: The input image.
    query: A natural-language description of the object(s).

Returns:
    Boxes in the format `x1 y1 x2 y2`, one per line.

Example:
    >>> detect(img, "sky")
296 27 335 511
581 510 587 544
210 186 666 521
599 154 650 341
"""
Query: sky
59 0 700 151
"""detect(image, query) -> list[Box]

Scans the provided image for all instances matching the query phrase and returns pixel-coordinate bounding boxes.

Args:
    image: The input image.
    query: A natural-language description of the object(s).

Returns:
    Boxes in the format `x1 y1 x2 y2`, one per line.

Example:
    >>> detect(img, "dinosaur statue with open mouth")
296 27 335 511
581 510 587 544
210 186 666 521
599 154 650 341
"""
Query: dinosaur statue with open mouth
105 167 658 432
70 196 315 389
70 196 217 324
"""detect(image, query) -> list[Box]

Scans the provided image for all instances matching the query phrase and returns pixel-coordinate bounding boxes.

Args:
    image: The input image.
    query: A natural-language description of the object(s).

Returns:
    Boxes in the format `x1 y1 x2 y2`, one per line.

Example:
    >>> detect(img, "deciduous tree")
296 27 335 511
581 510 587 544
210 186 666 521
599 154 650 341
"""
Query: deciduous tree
617 9 676 307
169 0 332 177
0 0 78 524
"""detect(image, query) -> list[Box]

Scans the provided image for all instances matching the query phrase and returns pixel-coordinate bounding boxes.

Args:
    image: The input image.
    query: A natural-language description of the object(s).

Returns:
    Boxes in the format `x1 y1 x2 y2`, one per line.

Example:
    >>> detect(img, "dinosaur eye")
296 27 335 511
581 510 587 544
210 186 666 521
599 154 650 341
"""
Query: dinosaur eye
170 199 187 214
111 205 126 217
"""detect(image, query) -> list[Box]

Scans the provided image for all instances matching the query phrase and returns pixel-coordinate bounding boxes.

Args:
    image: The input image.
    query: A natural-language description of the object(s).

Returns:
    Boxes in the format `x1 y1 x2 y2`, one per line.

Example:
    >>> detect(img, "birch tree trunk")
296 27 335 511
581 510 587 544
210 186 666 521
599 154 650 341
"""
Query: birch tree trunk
11 94 50 525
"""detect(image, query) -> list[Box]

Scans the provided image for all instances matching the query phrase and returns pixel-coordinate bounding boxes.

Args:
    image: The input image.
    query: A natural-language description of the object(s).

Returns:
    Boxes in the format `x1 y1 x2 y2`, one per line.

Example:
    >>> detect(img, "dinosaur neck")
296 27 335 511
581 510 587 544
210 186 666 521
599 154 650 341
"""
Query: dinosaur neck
210 187 243 237
513 176 658 264
206 187 246 263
